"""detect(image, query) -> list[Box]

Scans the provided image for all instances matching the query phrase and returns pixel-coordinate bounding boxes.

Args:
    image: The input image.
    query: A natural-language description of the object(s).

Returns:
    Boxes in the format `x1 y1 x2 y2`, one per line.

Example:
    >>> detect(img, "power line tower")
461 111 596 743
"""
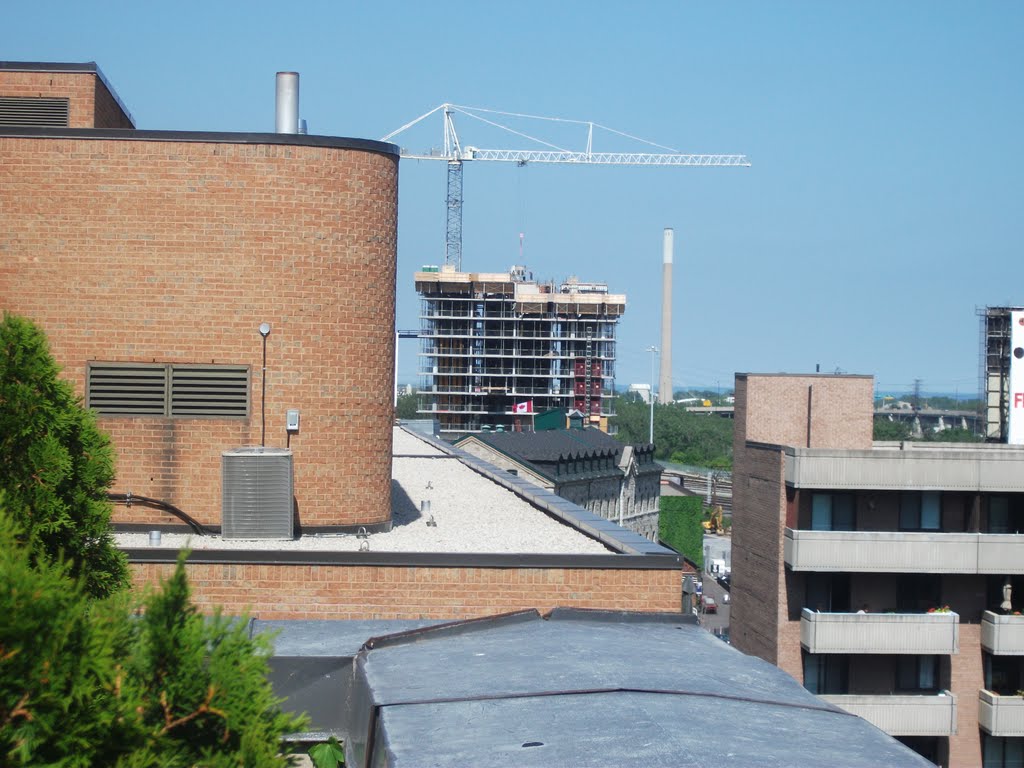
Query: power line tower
382 103 750 271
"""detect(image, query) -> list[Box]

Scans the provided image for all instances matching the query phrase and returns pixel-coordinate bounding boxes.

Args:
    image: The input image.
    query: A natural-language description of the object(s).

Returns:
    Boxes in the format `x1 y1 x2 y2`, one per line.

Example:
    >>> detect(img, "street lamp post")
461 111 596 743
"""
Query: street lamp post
647 345 658 445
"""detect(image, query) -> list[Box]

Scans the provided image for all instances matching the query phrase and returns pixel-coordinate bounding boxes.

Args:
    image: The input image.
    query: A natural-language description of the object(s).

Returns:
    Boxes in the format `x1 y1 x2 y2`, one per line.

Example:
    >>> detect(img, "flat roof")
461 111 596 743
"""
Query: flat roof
345 609 935 768
117 427 676 561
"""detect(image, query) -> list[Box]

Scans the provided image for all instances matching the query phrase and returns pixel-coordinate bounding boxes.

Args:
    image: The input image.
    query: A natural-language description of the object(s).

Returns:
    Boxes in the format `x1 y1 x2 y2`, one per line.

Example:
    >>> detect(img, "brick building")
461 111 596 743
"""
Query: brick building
730 373 1024 768
0 62 398 531
2 62 686 625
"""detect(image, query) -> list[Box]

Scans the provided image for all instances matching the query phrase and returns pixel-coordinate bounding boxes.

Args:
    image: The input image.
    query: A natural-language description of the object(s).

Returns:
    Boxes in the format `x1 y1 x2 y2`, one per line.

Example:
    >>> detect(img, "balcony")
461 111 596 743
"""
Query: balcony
801 609 959 655
982 611 1024 655
785 528 1024 574
979 690 1024 737
820 692 957 736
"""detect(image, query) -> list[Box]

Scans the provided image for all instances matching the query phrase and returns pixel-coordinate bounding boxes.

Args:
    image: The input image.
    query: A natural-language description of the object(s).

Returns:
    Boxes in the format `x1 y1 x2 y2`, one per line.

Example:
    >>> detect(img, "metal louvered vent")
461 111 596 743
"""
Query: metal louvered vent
171 365 249 417
222 448 294 539
87 363 167 415
87 362 249 418
0 97 70 126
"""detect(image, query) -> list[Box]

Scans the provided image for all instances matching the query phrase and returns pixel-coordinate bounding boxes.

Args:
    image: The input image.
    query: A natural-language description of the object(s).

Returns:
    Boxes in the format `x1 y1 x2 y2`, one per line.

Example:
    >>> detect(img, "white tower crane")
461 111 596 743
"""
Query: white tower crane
381 103 750 270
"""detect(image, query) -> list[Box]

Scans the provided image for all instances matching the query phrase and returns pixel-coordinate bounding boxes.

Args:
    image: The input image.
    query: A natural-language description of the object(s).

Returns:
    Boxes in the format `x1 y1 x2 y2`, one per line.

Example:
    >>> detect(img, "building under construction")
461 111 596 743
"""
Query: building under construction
416 265 625 435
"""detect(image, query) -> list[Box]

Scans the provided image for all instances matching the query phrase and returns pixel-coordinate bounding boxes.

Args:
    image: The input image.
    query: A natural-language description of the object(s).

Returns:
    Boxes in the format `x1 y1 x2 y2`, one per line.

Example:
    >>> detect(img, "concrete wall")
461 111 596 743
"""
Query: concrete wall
0 133 398 529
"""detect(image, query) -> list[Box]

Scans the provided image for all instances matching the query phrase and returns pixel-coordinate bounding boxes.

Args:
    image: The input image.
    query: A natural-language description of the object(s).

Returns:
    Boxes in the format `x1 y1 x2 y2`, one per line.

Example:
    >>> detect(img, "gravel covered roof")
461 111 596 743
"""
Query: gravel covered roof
115 427 615 555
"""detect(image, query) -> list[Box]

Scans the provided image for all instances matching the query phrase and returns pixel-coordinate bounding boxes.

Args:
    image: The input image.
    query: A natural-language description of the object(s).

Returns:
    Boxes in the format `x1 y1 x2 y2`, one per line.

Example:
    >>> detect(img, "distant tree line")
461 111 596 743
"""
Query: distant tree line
613 396 733 469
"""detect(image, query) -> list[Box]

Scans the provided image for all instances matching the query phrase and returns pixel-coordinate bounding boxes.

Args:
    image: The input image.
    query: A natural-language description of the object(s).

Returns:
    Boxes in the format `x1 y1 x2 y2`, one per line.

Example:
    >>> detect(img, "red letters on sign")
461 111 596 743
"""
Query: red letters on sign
1015 393 1024 408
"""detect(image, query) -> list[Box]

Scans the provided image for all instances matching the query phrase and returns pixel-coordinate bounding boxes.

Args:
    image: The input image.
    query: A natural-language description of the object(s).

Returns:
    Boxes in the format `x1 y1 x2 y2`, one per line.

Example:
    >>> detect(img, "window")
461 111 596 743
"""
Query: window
983 735 1024 768
810 493 855 531
87 362 249 418
896 656 939 692
991 497 1011 533
896 574 941 613
803 652 848 695
899 491 941 531
805 573 851 613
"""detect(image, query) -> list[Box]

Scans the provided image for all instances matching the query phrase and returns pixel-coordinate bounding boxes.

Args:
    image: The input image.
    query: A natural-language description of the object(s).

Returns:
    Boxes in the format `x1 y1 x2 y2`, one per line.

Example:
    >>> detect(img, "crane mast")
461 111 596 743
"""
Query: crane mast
382 103 749 271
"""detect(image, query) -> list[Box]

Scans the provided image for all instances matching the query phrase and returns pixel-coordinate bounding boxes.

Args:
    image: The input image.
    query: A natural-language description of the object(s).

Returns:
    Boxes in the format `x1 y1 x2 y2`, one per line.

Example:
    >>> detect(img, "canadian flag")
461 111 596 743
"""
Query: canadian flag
513 400 534 414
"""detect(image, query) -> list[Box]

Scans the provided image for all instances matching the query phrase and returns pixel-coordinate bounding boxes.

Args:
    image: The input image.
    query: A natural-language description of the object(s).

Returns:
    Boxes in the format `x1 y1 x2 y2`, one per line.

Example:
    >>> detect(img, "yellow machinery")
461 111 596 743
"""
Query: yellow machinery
701 505 725 535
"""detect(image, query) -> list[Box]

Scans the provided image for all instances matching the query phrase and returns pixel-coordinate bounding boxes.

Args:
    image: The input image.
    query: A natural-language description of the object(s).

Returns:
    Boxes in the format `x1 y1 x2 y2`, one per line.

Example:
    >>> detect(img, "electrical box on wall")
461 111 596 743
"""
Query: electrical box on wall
286 409 300 432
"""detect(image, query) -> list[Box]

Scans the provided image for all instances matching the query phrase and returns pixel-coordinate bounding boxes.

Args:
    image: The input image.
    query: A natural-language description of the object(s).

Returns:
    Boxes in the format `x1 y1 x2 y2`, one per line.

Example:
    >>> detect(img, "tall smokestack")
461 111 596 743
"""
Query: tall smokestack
275 72 299 134
659 228 674 404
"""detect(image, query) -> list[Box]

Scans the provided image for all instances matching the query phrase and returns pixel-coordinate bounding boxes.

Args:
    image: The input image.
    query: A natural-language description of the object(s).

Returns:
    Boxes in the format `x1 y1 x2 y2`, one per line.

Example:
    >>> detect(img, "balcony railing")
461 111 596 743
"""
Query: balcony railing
785 528 1024 574
801 608 959 655
982 611 1024 655
820 692 957 736
979 690 1024 737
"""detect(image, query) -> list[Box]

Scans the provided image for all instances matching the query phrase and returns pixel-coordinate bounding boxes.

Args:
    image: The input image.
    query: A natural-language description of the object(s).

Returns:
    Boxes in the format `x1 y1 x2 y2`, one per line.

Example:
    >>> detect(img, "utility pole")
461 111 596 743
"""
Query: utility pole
647 345 658 445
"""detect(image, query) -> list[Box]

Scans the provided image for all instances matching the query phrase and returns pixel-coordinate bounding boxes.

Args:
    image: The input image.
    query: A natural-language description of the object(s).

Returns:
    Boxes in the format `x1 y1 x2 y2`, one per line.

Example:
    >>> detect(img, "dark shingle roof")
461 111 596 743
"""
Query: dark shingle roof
467 429 634 463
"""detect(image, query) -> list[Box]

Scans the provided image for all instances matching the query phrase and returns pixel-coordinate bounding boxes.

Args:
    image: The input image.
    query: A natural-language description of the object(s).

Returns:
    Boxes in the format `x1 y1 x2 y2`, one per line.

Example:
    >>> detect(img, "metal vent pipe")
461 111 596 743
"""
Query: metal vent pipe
275 72 299 134
658 228 674 405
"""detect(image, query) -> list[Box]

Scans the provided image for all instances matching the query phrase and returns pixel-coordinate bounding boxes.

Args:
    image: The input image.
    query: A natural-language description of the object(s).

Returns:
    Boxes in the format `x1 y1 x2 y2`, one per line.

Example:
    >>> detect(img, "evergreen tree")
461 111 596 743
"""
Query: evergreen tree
0 313 127 598
0 511 306 767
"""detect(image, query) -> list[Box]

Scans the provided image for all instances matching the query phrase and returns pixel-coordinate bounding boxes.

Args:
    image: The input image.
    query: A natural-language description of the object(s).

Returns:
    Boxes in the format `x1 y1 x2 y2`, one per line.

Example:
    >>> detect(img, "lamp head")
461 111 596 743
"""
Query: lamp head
259 322 271 338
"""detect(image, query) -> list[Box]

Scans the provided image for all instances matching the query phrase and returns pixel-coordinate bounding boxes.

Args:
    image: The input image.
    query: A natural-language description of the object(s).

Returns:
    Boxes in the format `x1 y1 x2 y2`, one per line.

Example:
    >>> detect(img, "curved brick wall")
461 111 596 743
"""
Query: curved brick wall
0 133 398 529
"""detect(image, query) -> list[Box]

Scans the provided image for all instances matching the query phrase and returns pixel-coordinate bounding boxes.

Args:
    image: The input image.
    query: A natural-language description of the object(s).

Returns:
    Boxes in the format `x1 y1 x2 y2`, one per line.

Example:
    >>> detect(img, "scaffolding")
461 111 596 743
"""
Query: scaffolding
415 265 624 435
978 306 1024 442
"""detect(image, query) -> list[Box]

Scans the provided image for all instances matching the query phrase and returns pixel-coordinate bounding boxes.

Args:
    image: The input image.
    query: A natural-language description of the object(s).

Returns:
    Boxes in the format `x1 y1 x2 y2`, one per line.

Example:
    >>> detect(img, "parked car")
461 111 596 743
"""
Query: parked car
701 596 718 614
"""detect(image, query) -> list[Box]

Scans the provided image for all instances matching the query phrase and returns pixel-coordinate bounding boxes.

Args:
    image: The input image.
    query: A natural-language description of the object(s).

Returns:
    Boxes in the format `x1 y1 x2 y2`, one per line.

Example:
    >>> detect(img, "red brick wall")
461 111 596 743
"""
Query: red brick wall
730 440 786 665
1 135 398 528
949 623 984 768
737 374 874 450
0 70 129 128
92 74 133 128
130 562 683 620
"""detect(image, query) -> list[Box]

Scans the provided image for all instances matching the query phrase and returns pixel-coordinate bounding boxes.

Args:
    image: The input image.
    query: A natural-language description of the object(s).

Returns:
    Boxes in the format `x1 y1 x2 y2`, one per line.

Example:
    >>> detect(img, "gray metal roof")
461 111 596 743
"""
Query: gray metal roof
345 609 936 768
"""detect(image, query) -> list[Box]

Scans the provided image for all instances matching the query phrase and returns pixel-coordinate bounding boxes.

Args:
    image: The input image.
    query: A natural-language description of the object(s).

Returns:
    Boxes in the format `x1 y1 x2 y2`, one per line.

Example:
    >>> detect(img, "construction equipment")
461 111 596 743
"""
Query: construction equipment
382 104 749 271
702 504 725 535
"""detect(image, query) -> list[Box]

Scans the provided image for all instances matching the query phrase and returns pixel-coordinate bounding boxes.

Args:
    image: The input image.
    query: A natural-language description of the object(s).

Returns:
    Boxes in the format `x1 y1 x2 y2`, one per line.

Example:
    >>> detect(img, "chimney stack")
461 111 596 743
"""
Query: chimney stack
275 72 299 134
659 228 674 404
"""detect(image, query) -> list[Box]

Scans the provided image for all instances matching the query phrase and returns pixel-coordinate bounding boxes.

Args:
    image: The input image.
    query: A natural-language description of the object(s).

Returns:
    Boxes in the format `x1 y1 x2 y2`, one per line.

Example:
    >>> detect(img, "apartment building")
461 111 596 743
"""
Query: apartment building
415 264 623 435
730 373 1024 768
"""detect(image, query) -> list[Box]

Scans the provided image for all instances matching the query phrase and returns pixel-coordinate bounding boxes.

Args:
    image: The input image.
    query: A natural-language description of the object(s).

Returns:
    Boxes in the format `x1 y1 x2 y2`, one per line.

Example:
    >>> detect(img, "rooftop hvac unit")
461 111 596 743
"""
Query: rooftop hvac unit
221 447 294 539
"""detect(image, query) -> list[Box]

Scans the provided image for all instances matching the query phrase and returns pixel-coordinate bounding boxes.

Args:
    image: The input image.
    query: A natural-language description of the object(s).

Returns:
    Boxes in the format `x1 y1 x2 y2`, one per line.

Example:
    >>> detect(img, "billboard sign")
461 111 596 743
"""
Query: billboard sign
1009 311 1024 444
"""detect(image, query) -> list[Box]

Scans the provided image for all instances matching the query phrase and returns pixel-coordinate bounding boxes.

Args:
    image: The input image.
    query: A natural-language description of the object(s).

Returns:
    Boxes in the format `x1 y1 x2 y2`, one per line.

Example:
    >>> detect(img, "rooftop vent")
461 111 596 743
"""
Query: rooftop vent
222 447 293 539
0 97 70 127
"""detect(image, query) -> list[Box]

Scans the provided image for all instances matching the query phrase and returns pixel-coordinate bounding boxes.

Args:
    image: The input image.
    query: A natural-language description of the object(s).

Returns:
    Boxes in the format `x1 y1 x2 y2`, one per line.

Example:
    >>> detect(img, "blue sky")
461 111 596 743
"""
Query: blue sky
6 1 1022 396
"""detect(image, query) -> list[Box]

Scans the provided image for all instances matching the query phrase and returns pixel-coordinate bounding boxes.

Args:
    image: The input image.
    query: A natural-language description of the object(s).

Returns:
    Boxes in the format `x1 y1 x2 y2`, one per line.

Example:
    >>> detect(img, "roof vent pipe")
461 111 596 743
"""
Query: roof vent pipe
275 72 299 134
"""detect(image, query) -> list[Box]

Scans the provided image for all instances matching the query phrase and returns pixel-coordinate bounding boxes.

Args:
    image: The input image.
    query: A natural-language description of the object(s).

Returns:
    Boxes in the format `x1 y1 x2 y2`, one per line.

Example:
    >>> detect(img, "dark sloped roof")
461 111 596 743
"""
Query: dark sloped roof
466 428 640 463
344 609 936 768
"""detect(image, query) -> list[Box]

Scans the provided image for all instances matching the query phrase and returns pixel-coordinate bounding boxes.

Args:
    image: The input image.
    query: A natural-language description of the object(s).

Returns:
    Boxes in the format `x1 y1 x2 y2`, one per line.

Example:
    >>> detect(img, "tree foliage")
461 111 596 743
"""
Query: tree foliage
395 392 418 420
658 495 705 568
0 313 127 598
0 511 306 767
613 397 733 469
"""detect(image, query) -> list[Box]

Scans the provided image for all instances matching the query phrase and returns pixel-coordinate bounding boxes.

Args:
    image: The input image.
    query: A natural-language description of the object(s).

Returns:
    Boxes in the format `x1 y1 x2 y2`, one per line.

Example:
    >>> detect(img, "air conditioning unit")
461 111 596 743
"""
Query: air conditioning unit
221 447 294 539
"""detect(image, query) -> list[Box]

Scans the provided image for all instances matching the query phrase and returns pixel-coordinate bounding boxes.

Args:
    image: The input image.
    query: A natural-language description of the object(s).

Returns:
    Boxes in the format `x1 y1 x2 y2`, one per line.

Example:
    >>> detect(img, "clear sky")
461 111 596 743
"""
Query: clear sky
6 1 1022 396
